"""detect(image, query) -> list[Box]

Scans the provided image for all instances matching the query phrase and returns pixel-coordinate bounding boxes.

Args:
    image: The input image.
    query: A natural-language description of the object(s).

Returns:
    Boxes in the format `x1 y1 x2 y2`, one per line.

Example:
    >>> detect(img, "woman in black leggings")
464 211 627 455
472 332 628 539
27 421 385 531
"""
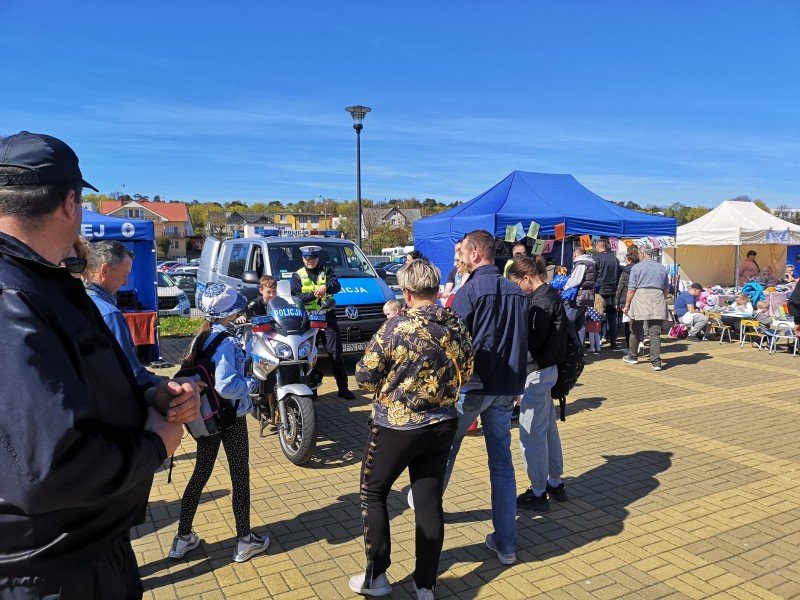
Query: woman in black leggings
168 283 269 564
349 259 474 598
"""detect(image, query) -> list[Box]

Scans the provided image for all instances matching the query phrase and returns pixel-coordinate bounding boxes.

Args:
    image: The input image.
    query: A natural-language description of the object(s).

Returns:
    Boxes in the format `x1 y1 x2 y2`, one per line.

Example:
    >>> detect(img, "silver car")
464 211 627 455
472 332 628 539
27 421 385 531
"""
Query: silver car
157 272 191 317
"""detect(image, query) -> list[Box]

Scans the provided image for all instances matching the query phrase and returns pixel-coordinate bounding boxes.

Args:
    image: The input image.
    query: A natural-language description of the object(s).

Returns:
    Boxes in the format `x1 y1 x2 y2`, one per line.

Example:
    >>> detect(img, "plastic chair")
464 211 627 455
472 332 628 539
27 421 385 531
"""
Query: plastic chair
759 323 798 356
706 312 732 344
739 319 763 348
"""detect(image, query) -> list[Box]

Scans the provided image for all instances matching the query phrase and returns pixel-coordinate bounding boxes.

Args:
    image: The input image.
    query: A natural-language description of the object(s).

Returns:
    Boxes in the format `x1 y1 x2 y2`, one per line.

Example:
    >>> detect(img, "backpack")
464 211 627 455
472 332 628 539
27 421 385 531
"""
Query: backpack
175 332 240 440
551 330 585 422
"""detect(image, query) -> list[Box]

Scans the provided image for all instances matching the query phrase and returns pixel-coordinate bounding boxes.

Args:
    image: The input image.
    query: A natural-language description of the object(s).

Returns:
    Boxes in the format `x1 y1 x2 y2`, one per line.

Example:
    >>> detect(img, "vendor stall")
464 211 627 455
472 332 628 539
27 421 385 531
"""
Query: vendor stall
81 211 161 361
663 200 800 288
414 171 677 276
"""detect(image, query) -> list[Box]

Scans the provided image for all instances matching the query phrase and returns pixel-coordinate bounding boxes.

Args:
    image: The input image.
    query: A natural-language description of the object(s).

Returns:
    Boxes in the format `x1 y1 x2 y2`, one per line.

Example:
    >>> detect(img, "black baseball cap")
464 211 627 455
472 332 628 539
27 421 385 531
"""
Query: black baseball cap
0 131 98 192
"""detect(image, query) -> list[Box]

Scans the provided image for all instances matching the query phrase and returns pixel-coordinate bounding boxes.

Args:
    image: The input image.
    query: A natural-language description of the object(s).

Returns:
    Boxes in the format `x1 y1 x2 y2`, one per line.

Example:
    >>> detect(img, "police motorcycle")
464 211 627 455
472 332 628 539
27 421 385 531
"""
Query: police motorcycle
239 279 332 465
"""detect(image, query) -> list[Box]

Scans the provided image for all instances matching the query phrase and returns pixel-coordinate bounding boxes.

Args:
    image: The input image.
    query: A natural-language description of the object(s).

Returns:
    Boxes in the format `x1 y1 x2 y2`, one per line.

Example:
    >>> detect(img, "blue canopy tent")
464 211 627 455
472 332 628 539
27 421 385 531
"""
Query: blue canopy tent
414 171 677 275
81 211 161 360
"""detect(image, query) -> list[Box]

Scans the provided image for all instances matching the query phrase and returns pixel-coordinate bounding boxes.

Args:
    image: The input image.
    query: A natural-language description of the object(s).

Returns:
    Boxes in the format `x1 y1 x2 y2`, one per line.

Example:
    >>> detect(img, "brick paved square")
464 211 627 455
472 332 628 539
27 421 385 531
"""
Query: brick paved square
134 337 800 598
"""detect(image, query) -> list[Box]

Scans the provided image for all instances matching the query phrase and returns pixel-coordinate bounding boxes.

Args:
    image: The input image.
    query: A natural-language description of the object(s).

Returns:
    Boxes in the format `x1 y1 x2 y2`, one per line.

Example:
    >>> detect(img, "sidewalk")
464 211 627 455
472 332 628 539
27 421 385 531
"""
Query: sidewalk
137 338 800 599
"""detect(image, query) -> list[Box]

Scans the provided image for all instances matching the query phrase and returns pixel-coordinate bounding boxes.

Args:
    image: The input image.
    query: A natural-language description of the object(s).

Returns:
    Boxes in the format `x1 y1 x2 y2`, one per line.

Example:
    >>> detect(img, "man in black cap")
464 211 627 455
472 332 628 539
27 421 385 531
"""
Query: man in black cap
295 244 355 399
0 132 201 599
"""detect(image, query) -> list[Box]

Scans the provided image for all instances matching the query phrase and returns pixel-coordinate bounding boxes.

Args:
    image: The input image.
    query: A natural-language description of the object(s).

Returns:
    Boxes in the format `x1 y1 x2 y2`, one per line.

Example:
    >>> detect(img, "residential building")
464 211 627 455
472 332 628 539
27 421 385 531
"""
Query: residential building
361 206 422 237
206 211 275 238
273 212 333 232
98 200 194 259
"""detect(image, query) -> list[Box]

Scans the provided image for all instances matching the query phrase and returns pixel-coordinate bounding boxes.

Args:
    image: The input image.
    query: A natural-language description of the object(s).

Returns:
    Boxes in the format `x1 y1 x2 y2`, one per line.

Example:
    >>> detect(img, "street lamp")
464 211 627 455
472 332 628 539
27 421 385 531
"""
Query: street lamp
345 105 371 248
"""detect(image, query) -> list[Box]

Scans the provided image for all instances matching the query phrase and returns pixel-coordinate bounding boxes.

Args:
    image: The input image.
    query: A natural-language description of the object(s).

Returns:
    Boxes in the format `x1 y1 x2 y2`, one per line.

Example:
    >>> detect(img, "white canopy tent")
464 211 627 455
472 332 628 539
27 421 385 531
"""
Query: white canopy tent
663 200 800 287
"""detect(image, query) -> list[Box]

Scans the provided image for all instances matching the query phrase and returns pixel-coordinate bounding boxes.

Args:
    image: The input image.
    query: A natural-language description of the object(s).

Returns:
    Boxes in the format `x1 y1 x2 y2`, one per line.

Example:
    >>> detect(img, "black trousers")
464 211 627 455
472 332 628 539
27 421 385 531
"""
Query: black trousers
0 535 142 600
602 295 618 347
321 318 349 392
178 416 251 539
360 419 457 590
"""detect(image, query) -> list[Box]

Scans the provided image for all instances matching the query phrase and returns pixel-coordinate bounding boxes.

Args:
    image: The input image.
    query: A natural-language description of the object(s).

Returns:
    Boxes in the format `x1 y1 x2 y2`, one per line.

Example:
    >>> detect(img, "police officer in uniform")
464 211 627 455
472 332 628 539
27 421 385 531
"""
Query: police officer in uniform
296 245 355 399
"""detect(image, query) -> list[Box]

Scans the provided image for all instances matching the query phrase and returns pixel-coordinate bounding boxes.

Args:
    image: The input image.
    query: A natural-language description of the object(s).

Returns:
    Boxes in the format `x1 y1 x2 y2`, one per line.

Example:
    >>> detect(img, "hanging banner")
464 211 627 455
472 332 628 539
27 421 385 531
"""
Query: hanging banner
504 226 516 243
579 235 592 251
766 230 790 244
554 223 566 240
514 222 526 242
531 239 545 256
527 221 540 239
542 239 555 253
648 236 661 249
622 238 635 248
609 237 619 251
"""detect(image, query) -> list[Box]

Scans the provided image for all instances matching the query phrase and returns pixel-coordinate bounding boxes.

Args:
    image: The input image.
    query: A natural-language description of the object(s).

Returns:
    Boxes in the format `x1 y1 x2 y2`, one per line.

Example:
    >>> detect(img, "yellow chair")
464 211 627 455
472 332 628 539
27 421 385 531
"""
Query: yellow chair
739 319 763 348
706 312 732 344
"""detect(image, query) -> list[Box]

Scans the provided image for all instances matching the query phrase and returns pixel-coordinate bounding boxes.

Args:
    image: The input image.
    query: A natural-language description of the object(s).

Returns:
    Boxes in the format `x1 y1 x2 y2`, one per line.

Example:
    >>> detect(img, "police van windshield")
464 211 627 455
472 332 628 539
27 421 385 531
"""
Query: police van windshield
267 242 378 280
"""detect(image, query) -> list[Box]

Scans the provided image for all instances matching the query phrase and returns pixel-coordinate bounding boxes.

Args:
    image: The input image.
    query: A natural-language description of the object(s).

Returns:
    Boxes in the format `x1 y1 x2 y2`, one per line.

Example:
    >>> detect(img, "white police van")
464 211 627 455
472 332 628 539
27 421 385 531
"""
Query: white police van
196 235 396 353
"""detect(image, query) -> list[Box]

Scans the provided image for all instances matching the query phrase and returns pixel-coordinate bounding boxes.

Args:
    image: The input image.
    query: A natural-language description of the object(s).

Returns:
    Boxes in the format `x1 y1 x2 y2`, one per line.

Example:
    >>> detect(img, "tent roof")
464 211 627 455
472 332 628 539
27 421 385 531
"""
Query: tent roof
677 200 800 246
417 171 676 238
81 210 155 241
414 171 676 274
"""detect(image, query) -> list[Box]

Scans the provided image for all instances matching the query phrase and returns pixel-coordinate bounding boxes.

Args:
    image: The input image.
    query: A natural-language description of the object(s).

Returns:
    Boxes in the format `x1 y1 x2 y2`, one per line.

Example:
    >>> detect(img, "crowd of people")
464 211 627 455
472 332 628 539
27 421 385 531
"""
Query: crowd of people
4 131 800 599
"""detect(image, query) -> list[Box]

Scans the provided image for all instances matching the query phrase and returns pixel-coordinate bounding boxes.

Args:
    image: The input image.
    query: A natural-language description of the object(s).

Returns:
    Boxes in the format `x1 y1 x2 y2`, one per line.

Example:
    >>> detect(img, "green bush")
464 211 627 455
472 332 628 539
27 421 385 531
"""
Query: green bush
160 316 204 337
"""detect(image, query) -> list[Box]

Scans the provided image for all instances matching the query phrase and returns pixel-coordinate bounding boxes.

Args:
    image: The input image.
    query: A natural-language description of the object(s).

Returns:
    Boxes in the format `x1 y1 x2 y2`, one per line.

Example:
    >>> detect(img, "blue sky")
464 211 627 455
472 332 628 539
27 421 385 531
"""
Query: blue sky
2 1 798 207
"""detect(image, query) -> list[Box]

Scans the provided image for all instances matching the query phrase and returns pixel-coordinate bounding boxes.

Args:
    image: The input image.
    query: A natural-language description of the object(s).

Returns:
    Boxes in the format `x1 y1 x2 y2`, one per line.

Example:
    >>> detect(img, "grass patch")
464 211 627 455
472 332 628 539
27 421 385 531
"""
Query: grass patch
160 316 204 337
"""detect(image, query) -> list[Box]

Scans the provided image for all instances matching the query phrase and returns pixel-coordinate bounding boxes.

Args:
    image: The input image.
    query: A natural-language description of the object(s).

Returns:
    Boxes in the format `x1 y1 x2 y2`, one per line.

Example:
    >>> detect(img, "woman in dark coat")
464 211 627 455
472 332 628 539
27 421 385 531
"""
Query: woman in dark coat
615 245 639 352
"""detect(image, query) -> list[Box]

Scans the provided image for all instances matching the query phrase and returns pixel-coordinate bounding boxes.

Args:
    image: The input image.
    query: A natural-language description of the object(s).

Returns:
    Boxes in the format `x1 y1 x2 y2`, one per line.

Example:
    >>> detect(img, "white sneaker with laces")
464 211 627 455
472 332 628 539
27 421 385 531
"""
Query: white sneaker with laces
412 580 435 599
485 533 516 565
348 571 392 596
167 531 200 559
233 531 269 563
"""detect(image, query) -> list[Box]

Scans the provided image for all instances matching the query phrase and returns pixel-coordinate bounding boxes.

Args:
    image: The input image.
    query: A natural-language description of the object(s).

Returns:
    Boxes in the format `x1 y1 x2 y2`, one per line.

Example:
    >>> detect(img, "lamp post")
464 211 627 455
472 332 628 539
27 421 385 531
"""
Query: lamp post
345 105 371 249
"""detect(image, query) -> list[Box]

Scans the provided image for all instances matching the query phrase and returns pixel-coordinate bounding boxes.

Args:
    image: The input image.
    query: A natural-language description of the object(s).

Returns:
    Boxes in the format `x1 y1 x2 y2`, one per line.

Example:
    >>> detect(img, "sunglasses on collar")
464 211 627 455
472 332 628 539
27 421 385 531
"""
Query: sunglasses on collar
61 257 88 274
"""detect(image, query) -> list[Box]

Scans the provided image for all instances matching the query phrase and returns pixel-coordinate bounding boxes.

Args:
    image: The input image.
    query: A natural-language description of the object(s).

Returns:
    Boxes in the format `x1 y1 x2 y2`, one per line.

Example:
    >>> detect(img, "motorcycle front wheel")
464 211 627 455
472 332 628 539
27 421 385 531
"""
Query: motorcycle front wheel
278 394 317 465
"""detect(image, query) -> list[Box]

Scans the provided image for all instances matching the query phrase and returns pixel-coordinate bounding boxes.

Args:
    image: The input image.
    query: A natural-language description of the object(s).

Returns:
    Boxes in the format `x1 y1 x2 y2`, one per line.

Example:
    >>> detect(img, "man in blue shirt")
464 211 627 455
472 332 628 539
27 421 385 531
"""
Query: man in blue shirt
673 282 708 341
87 240 162 386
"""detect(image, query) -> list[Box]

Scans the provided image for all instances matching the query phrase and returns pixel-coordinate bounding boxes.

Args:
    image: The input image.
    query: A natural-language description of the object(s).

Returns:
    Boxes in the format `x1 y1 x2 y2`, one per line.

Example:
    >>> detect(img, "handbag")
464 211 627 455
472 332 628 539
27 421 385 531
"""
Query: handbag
667 323 688 339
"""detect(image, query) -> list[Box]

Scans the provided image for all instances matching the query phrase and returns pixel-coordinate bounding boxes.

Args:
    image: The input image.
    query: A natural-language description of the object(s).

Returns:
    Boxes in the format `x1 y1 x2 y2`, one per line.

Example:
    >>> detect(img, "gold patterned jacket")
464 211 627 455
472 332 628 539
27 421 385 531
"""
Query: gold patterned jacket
355 304 474 429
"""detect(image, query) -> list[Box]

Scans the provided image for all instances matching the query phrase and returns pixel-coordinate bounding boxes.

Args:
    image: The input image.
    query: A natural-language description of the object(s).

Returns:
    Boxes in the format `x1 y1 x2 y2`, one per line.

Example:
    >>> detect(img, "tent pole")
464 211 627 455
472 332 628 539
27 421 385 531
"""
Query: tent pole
734 244 740 292
560 237 566 265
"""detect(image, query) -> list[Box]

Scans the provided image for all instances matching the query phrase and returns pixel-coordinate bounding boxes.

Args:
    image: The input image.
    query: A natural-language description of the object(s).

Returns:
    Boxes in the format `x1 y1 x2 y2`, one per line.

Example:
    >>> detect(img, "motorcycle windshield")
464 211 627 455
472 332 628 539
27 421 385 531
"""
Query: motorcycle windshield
267 296 308 334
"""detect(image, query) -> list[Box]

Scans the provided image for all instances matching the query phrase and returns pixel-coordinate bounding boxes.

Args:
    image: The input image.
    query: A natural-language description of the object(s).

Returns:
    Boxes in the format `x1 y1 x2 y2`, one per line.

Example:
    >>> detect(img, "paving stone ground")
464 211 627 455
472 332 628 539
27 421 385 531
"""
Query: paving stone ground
136 336 800 599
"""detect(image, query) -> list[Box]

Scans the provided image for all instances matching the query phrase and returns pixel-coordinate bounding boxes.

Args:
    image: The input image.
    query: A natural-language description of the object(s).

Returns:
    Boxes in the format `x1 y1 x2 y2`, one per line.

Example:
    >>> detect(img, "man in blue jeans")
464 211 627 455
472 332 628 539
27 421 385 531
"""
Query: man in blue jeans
411 229 528 565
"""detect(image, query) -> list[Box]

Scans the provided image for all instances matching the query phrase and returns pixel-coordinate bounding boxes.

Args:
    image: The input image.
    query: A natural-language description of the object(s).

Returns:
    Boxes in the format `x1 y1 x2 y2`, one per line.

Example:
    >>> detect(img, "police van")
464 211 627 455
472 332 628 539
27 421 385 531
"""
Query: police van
196 235 396 353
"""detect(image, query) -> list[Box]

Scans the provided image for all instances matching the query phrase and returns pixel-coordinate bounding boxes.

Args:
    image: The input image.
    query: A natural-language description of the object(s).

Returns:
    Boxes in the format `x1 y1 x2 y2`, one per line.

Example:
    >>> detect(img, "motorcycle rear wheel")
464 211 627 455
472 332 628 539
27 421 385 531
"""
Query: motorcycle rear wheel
278 394 317 465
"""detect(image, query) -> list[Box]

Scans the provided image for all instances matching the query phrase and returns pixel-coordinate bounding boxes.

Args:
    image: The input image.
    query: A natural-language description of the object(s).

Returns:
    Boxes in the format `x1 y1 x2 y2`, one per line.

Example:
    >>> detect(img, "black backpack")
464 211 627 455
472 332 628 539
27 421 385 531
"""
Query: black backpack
175 332 240 439
550 330 585 421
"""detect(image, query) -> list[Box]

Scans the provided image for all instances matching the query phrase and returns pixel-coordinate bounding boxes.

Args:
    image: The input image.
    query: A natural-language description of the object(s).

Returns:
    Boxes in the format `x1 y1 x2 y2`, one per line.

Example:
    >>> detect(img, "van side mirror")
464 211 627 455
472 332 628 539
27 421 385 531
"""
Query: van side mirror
242 271 259 284
376 268 387 280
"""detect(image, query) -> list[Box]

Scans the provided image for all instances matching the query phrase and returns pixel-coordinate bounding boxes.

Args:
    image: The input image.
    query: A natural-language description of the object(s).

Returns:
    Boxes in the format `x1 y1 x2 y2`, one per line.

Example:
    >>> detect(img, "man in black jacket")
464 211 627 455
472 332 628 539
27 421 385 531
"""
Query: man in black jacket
594 239 621 349
0 132 200 599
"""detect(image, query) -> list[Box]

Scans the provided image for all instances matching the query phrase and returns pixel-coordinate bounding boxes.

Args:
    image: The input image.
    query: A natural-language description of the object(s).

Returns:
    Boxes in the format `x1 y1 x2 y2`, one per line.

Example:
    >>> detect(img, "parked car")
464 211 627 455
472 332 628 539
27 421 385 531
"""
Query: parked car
157 261 185 273
169 265 198 276
169 272 198 308
157 271 191 316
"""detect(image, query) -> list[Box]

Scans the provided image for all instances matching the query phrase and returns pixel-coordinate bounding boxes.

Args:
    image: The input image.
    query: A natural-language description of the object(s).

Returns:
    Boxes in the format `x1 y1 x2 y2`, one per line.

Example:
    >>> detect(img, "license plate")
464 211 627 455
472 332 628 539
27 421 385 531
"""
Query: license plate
343 342 368 353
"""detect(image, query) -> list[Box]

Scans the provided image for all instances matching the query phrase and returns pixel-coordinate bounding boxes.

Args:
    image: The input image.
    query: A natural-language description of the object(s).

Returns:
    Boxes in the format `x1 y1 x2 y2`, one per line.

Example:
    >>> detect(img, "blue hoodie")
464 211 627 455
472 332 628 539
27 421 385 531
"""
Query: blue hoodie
452 264 529 395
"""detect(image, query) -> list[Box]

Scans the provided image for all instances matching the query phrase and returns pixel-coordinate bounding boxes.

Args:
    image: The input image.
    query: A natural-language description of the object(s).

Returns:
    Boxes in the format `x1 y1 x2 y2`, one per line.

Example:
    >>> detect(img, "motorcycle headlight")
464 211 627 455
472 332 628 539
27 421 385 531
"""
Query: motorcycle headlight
270 340 293 360
298 339 312 359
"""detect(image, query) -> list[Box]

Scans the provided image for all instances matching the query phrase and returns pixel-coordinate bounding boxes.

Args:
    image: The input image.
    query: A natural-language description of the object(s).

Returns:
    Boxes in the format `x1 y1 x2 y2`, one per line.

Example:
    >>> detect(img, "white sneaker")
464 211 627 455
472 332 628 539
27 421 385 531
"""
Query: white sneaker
412 580 435 599
167 531 200 559
348 571 392 596
233 531 269 563
407 488 415 511
485 533 516 565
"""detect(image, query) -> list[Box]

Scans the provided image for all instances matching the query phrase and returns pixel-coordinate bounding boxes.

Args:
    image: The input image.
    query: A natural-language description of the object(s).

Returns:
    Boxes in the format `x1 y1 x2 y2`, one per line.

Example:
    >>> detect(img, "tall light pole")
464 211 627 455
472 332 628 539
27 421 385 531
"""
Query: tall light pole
345 105 371 248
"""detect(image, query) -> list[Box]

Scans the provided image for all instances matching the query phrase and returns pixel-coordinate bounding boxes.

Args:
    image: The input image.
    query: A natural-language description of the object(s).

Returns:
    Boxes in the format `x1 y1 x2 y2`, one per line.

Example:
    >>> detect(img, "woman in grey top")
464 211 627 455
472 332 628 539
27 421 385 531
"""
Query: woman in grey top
621 246 669 371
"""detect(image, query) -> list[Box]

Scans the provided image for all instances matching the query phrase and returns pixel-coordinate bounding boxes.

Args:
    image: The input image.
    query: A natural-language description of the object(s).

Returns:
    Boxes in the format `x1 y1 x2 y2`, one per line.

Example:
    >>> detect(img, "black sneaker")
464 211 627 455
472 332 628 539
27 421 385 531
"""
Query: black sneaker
516 488 550 511
546 482 568 502
337 389 356 400
511 405 520 421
